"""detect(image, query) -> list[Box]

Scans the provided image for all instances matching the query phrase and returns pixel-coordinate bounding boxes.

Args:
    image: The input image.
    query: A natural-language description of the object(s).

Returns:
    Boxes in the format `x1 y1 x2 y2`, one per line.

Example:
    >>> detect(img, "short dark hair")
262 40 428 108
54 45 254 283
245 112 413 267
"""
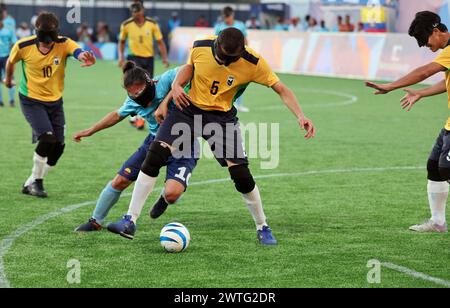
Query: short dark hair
35 12 59 30
222 6 234 18
409 11 448 47
122 61 149 88
217 27 244 55
130 2 144 13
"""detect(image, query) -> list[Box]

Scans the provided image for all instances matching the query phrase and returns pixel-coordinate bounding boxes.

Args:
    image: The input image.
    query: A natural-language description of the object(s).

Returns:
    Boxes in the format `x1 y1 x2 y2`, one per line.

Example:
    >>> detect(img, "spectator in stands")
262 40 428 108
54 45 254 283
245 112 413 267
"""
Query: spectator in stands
357 22 365 32
340 15 355 32
307 18 320 32
168 12 181 35
94 21 112 43
303 14 311 31
333 15 343 32
289 17 304 32
1 4 15 31
274 17 288 31
245 15 261 30
77 22 93 43
195 15 210 28
16 22 31 40
320 20 329 32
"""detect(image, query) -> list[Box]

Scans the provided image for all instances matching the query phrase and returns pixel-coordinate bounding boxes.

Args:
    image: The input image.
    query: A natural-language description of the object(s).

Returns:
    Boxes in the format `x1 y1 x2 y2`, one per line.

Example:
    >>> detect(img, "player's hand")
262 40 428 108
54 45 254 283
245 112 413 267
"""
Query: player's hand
299 117 315 139
365 81 393 95
3 78 15 88
154 104 168 124
172 85 192 110
162 59 170 68
79 51 96 67
73 130 92 143
400 88 422 111
118 58 125 68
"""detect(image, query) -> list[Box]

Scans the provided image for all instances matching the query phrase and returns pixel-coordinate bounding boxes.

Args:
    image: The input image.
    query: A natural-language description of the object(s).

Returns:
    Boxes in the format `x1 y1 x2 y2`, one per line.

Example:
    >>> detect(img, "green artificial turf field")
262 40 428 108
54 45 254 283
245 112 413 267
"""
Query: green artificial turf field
0 60 449 288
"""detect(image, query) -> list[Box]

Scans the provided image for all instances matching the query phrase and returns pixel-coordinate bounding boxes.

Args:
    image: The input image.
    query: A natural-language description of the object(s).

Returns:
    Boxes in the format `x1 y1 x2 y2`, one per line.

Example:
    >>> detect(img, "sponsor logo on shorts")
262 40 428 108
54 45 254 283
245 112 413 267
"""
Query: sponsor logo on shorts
54 57 60 65
124 168 132 174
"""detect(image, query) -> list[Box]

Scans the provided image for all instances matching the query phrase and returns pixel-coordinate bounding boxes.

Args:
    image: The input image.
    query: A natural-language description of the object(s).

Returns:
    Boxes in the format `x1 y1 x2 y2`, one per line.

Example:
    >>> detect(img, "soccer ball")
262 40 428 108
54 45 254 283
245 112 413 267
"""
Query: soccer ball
160 222 191 253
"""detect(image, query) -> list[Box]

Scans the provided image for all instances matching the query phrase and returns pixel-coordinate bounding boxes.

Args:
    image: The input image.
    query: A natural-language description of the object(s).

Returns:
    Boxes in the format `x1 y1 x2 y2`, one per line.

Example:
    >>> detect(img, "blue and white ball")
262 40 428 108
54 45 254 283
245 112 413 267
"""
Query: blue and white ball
160 223 191 253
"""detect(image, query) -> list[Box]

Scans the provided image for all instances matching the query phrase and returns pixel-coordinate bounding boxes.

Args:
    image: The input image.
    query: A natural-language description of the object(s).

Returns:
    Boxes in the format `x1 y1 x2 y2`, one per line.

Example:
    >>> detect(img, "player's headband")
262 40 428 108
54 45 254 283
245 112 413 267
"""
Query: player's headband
129 75 156 108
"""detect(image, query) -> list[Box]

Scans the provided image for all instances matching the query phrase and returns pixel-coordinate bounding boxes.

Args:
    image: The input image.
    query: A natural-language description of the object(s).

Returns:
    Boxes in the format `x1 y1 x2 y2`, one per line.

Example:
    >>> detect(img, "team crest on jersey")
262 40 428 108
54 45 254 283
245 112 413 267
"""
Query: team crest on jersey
54 57 60 65
227 76 235 87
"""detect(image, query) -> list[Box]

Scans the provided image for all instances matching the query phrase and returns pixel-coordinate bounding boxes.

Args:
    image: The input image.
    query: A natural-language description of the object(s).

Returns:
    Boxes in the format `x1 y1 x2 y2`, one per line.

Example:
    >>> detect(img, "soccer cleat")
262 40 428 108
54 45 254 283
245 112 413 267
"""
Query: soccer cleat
107 215 136 240
75 218 102 232
409 220 448 233
27 179 48 198
257 226 277 245
150 196 169 219
236 105 250 113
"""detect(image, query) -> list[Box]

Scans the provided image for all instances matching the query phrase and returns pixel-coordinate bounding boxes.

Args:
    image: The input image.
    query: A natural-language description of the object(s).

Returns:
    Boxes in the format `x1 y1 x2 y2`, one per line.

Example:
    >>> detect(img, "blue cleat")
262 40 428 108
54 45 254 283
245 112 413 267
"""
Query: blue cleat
257 226 277 245
107 215 136 240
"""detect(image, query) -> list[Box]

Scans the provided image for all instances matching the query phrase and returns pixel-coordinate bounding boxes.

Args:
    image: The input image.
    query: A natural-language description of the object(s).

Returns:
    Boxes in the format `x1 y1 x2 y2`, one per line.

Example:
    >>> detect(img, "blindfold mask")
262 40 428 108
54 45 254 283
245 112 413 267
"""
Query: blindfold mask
215 41 243 66
36 28 59 44
130 78 156 108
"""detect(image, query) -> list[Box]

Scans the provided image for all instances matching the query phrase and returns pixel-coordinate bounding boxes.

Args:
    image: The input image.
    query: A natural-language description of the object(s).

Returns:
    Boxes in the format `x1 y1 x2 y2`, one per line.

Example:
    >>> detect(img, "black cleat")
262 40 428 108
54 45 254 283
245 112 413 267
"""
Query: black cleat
22 184 31 195
29 179 48 198
150 196 169 219
75 218 102 232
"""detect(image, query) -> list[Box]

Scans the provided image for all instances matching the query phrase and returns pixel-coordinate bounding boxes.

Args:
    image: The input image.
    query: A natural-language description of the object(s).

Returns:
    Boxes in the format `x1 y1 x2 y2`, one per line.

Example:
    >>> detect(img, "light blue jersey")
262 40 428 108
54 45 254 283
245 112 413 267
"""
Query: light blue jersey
118 67 178 136
0 26 16 57
3 16 16 32
214 20 248 37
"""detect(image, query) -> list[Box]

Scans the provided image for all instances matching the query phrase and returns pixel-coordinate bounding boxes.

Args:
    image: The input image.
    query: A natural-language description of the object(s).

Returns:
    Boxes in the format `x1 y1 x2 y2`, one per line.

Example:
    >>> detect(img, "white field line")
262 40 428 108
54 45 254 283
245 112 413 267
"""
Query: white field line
382 262 450 288
0 166 425 288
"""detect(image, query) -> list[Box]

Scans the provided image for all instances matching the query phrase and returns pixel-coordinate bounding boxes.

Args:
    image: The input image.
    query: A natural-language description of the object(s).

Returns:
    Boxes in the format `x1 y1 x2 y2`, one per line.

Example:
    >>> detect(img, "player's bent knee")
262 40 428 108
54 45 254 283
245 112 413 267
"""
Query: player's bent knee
229 164 256 194
438 167 450 181
164 180 185 204
112 175 132 191
427 159 443 181
47 143 65 167
35 133 57 158
141 142 172 177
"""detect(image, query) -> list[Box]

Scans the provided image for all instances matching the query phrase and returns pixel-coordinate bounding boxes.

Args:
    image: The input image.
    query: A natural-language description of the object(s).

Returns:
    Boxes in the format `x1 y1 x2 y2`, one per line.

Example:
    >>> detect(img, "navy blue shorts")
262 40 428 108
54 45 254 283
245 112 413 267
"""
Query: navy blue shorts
0 56 7 79
156 103 248 167
19 94 66 144
118 134 197 188
429 128 450 168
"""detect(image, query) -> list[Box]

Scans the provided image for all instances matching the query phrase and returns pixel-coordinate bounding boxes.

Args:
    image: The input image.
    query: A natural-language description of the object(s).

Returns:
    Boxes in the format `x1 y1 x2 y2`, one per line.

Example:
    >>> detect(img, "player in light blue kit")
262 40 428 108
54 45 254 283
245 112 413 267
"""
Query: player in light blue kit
215 6 250 113
74 61 198 239
0 19 16 107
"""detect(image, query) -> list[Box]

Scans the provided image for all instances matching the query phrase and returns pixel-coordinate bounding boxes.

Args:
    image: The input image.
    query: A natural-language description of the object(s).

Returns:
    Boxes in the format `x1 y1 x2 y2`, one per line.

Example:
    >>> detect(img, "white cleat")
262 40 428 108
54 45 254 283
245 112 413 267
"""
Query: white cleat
409 220 448 233
235 105 250 113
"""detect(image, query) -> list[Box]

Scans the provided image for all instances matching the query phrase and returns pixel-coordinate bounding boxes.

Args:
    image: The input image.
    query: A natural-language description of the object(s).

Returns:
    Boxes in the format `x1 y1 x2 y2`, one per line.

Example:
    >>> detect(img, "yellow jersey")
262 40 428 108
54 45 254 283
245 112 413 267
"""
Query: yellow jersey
9 35 81 103
186 37 280 112
119 17 163 58
433 45 450 130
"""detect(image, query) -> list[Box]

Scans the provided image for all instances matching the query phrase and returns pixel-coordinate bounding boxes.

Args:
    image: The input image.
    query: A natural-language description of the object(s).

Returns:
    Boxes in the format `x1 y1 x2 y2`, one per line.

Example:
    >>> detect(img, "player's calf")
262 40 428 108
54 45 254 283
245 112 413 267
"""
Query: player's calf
150 180 184 219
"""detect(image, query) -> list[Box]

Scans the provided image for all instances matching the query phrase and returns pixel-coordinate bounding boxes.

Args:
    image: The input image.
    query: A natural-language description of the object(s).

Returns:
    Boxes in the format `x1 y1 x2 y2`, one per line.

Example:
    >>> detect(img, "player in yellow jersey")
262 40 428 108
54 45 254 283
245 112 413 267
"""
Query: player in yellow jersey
119 2 169 130
108 28 315 245
4 12 96 198
366 11 450 233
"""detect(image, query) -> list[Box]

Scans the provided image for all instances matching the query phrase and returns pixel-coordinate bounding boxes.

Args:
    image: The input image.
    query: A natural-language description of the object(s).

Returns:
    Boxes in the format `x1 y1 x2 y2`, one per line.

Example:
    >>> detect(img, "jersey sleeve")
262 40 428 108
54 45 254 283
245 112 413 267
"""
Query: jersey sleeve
157 68 178 95
118 97 139 117
119 23 128 41
8 42 22 64
152 23 163 41
240 22 248 37
252 56 280 87
187 47 196 65
214 24 221 36
433 47 450 70
66 38 82 57
10 30 17 44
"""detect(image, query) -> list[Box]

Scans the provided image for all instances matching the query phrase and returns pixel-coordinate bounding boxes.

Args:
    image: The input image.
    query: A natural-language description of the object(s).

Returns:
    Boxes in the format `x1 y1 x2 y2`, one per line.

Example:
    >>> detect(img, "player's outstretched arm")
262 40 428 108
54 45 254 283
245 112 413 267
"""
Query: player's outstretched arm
73 111 123 143
172 64 193 110
4 60 15 88
365 62 445 95
272 81 315 139
400 80 447 111
157 39 170 68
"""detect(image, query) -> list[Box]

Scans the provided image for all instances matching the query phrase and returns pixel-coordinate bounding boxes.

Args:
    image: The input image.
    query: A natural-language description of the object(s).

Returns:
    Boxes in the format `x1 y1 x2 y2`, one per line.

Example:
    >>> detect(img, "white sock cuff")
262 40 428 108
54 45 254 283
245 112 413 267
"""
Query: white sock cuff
33 152 47 163
427 180 449 194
